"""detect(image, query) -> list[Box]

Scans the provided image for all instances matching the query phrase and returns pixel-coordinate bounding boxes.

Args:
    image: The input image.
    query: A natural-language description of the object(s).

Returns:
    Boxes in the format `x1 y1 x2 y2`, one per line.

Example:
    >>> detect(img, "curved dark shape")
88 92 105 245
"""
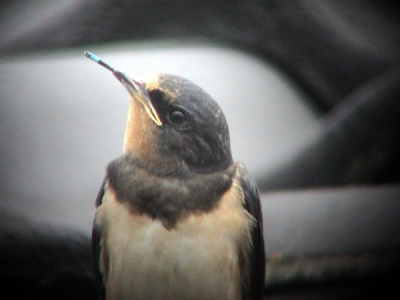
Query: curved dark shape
1 0 400 110
1 0 399 189
0 213 97 300
1 1 400 299
259 67 400 190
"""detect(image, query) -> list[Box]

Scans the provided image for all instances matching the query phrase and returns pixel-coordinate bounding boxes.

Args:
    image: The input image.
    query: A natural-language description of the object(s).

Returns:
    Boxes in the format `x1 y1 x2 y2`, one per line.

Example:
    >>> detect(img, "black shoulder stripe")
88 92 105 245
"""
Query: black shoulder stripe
237 164 265 300
95 177 107 208
92 177 107 300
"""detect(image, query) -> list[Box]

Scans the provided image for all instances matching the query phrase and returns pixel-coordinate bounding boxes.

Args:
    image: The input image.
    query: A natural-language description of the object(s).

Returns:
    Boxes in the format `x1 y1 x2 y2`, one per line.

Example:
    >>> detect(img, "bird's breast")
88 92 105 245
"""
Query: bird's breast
95 178 254 300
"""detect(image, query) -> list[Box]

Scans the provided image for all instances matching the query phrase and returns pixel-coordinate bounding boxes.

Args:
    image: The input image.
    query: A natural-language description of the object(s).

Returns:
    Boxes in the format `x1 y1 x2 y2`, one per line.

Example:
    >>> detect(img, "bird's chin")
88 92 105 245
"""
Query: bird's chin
123 99 159 160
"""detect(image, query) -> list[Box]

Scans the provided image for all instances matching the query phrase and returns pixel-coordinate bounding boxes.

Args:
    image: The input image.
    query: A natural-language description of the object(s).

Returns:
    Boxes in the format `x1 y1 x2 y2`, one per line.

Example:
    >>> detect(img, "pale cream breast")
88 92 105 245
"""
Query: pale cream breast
95 177 254 300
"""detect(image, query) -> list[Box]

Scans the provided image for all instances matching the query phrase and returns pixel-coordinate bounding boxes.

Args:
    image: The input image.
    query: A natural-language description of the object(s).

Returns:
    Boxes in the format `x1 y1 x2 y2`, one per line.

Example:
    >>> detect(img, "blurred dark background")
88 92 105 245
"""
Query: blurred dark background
1 0 400 299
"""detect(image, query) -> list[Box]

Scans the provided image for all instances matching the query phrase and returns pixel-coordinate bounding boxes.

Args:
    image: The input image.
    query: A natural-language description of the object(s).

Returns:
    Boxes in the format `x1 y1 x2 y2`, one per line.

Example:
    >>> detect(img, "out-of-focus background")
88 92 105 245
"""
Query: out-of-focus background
1 1 400 299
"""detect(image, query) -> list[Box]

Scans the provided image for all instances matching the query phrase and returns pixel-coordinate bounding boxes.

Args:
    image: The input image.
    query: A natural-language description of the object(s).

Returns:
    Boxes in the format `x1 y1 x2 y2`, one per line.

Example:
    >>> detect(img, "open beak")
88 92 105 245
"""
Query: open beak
113 71 162 126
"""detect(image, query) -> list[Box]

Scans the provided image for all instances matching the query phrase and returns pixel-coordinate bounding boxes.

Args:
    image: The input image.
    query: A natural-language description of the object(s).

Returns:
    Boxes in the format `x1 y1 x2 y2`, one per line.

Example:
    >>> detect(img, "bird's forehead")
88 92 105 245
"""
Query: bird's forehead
142 73 217 108
140 73 162 90
140 73 228 132
141 73 178 102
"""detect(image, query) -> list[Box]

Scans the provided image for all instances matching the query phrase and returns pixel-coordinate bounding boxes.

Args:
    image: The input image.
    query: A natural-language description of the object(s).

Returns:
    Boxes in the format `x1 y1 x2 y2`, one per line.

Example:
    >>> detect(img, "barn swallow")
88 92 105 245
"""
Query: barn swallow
85 52 265 300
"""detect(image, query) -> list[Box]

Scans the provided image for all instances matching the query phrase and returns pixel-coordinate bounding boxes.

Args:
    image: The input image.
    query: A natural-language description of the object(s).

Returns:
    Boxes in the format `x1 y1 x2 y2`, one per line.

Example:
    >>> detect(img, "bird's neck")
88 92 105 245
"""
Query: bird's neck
107 154 236 229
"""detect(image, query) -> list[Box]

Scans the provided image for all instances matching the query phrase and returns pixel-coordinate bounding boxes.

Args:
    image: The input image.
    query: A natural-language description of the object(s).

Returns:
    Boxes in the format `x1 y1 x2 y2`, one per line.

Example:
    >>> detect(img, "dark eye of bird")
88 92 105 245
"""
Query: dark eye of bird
168 109 188 125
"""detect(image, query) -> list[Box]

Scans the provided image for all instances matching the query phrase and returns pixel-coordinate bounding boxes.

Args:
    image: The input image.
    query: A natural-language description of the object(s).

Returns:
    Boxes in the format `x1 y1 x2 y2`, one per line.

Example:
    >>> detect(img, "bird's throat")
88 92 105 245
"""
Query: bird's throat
123 97 156 159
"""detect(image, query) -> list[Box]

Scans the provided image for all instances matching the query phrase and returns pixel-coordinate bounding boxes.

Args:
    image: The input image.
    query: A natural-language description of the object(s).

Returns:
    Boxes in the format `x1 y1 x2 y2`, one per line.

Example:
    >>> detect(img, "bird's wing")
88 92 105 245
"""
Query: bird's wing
92 177 107 300
237 165 266 300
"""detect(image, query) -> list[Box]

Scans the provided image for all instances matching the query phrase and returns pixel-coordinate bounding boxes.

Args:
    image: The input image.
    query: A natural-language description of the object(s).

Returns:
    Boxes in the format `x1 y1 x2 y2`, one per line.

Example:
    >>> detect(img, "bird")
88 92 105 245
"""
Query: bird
85 51 265 300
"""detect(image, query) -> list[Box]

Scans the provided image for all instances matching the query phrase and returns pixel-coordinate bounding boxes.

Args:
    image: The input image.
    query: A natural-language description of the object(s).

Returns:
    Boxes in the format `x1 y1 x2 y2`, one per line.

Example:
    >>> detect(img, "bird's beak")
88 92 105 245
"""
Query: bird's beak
113 70 162 126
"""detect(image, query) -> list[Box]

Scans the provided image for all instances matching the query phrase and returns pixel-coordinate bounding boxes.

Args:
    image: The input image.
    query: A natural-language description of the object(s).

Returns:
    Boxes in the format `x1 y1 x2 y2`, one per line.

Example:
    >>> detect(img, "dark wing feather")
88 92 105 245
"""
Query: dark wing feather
237 165 266 300
92 177 107 300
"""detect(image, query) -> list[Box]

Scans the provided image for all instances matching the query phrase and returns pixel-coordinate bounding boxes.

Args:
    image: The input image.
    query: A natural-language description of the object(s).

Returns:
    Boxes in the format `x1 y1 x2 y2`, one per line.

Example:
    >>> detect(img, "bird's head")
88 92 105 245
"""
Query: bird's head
84 52 232 176
119 72 233 176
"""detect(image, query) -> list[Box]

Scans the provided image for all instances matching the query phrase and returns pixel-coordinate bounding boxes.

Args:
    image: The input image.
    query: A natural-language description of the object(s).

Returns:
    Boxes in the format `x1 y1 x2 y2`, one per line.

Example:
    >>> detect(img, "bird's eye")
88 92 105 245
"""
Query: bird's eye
168 109 188 125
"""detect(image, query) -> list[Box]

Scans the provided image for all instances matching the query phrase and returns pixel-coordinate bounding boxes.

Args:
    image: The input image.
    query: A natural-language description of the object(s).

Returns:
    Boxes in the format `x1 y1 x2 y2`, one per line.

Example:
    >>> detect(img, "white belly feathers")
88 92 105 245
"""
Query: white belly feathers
95 179 254 300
